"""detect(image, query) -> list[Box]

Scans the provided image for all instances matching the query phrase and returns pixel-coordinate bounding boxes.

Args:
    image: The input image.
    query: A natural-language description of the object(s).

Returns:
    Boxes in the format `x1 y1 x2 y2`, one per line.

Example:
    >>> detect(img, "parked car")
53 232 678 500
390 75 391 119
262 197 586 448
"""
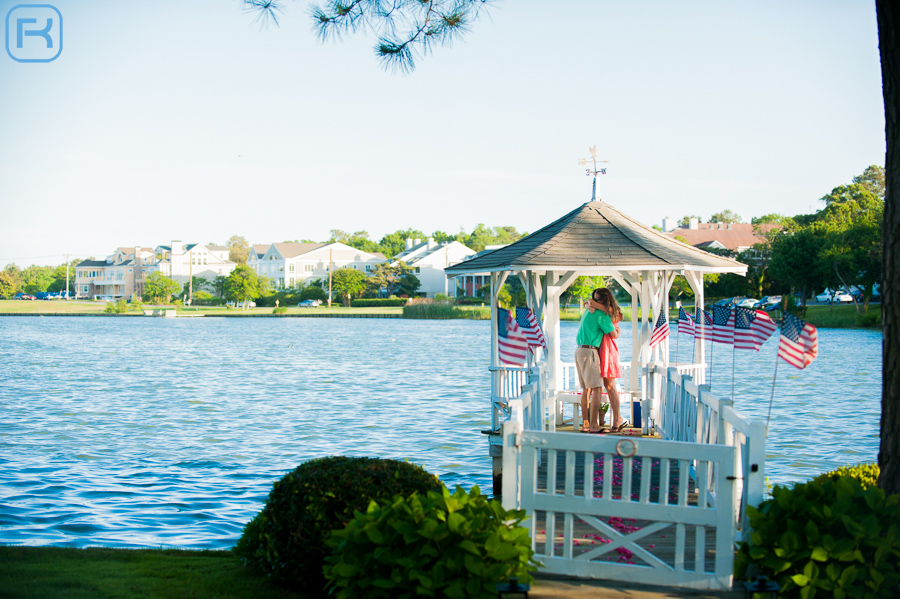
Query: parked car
20 294 36 300
226 300 257 308
815 290 853 304
298 299 322 308
758 295 782 311
736 298 760 309
713 296 745 308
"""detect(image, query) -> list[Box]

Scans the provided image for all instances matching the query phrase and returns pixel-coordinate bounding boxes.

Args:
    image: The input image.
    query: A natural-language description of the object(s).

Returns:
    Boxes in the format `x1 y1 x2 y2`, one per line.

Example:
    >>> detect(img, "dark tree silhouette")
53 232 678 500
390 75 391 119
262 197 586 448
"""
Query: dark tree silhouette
877 0 899 495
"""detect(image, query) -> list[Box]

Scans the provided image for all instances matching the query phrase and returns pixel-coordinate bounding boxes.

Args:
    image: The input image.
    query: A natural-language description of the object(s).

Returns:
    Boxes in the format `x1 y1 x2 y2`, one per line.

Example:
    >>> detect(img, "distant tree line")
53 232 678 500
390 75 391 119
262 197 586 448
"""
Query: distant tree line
668 165 885 314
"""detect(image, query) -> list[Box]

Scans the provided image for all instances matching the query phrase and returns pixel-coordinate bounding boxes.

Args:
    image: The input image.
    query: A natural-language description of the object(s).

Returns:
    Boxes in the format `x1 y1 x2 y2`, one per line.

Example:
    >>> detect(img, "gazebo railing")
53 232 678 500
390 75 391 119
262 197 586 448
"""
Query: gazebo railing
653 365 765 543
490 364 547 432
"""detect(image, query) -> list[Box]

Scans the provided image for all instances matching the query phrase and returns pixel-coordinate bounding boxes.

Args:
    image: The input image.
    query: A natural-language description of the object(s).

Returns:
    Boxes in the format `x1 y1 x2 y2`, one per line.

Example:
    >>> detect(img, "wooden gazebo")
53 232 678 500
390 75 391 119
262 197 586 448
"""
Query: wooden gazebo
445 199 747 430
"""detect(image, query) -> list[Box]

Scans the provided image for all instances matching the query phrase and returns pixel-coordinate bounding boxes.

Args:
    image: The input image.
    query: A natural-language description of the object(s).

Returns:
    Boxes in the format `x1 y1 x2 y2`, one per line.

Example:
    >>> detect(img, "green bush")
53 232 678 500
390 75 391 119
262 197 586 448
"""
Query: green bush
736 476 900 598
403 304 465 319
324 486 539 599
235 456 443 589
786 294 807 318
352 298 409 307
104 299 128 314
272 306 288 315
855 311 880 328
812 462 879 489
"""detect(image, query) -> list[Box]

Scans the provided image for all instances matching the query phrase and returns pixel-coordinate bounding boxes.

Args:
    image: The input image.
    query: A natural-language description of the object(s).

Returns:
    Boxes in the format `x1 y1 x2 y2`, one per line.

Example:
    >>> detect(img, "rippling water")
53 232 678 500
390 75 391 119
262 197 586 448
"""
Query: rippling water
0 316 881 548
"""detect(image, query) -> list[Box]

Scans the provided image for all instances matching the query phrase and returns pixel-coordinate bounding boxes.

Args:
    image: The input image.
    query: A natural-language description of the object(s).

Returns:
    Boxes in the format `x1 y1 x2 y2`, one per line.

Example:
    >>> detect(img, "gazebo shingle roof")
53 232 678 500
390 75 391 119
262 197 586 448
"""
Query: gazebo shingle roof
445 201 747 275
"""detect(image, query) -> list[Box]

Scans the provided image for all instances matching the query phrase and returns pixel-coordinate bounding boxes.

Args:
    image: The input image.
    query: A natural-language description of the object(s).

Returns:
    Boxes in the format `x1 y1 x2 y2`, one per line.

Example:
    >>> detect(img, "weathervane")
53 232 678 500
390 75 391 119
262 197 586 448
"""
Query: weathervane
578 145 608 201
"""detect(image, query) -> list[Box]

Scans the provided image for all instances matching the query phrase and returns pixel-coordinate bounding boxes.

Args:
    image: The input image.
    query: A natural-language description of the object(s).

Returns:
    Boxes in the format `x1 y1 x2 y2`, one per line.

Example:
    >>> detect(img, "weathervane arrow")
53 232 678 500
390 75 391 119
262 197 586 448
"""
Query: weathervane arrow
578 145 608 201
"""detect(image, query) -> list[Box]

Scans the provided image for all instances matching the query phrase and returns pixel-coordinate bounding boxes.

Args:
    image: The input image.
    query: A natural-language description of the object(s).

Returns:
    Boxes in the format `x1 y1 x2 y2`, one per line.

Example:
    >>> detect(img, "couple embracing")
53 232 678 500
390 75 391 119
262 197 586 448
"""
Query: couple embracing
574 288 628 434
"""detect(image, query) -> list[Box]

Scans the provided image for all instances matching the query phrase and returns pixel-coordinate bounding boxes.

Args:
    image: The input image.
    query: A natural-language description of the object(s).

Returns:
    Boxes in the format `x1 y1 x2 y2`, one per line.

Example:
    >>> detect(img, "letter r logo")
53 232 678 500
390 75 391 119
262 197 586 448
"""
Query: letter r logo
6 4 62 63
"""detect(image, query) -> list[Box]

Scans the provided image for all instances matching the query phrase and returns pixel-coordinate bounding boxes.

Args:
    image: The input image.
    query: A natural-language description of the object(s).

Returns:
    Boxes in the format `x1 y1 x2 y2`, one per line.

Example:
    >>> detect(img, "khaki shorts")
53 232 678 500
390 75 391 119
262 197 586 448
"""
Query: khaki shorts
575 346 604 390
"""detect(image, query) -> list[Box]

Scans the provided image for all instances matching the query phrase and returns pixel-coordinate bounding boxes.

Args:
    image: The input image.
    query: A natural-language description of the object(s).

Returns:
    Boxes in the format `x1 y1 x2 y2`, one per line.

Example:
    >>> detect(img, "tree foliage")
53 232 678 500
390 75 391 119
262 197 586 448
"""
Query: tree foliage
306 0 493 73
331 267 368 306
143 272 180 304
224 264 267 308
708 209 742 224
227 235 251 265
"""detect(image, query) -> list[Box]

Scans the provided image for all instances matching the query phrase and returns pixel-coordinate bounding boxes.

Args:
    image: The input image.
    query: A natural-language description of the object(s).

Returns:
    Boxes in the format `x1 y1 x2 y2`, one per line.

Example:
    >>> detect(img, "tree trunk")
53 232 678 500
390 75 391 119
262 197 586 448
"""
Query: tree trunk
877 0 900 495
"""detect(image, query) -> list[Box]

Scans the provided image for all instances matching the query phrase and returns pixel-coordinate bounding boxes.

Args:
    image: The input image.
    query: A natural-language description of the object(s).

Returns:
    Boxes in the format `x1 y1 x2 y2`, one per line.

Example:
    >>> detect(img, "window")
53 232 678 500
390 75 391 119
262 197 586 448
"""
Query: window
289 264 295 273
365 265 372 272
304 264 313 272
414 267 420 274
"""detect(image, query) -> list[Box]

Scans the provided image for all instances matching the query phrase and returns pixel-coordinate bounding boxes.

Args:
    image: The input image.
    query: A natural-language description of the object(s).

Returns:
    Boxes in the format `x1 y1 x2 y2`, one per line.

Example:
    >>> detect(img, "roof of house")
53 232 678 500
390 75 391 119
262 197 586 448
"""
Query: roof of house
393 240 473 266
271 242 326 259
76 260 109 267
207 245 228 251
665 222 777 251
445 200 747 275
251 244 269 258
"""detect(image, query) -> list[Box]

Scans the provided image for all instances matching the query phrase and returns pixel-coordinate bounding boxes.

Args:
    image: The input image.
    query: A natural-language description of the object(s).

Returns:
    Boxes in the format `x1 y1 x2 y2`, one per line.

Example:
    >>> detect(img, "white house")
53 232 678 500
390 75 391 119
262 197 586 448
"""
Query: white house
391 238 476 297
152 241 237 285
251 242 387 289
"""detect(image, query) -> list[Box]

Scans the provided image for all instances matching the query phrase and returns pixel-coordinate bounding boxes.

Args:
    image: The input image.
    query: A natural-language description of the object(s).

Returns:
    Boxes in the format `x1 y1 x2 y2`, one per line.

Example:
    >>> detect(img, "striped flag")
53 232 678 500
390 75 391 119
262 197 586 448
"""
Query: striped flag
695 308 712 340
678 307 695 336
711 304 734 345
778 312 818 369
497 308 528 365
649 310 669 348
734 307 777 351
516 306 547 350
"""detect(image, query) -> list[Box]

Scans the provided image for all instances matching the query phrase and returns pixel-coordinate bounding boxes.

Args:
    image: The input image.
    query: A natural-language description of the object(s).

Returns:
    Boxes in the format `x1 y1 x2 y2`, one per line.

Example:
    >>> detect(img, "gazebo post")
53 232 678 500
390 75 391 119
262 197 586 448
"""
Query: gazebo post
685 270 706 383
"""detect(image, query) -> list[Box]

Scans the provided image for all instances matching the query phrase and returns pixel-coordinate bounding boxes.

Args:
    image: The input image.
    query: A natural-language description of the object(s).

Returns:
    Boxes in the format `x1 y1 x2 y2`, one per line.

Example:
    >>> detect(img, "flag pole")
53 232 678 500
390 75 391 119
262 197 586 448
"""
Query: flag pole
766 354 780 437
708 335 714 389
731 343 736 402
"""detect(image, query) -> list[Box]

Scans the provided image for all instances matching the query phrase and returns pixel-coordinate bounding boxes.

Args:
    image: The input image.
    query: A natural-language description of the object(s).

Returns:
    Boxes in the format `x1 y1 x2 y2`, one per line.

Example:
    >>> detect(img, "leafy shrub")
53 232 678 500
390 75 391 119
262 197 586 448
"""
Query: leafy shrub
324 486 538 599
855 311 880 328
433 293 451 303
104 299 128 314
351 298 409 307
736 476 900 598
235 456 443 589
812 462 879 489
272 306 288 315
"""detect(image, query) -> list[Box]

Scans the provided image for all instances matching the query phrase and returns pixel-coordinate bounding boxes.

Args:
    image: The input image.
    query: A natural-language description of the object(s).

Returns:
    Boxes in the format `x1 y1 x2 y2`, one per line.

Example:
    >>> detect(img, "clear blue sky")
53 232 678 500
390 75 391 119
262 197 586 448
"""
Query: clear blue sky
0 0 884 268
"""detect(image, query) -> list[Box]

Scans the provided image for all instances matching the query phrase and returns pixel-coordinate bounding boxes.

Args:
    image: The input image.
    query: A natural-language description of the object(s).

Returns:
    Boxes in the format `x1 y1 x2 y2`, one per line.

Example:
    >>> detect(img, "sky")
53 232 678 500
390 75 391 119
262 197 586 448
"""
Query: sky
0 0 885 268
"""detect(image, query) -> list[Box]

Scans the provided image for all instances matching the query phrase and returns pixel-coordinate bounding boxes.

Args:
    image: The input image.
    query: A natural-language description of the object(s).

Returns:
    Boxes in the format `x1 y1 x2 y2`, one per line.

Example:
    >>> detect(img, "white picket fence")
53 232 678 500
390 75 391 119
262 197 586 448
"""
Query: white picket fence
498 363 766 588
654 365 766 540
501 403 737 589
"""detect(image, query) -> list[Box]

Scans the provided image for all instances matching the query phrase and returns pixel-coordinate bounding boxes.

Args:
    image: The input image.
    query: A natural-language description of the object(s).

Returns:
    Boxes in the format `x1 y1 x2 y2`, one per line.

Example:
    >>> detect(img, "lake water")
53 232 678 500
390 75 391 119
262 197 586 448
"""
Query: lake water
0 316 881 548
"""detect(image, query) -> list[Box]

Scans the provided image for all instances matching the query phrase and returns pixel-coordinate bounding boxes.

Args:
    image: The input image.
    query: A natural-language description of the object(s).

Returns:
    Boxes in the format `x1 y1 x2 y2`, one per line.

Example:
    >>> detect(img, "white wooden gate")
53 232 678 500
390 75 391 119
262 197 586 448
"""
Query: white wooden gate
502 426 736 590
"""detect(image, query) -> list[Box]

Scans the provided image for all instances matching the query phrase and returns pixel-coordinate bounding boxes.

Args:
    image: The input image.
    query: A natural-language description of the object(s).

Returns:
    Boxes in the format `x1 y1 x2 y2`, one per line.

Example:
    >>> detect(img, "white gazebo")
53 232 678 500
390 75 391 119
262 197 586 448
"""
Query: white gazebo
445 199 772 590
446 199 746 427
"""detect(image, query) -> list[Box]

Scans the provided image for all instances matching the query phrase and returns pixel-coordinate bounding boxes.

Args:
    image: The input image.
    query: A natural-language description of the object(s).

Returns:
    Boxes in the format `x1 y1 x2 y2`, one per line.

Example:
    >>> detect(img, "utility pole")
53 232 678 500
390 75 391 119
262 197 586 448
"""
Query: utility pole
65 253 70 300
328 248 333 307
188 248 193 305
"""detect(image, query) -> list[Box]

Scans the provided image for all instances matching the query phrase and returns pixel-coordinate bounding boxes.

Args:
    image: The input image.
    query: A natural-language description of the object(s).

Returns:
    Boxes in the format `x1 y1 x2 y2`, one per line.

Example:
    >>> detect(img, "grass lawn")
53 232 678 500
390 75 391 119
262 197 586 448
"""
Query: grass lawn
0 546 306 599
0 300 110 314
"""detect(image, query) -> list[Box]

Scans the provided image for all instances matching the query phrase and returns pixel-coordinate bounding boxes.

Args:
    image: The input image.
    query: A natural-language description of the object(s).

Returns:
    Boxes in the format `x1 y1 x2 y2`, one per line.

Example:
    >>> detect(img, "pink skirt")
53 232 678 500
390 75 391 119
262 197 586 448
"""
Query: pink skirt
599 334 622 379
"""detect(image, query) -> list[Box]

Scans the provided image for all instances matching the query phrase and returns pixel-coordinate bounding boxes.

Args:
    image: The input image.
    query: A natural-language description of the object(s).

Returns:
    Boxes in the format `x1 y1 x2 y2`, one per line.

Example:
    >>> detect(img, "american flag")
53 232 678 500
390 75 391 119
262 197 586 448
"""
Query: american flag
711 304 734 345
497 308 528 365
678 307 695 336
649 310 669 348
778 312 818 369
734 306 777 351
695 308 712 340
516 306 546 350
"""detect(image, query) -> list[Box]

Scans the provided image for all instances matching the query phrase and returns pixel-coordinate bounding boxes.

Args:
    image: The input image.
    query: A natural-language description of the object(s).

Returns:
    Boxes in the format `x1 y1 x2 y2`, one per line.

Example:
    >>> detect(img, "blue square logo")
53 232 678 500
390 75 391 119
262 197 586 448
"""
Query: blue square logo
6 4 62 63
